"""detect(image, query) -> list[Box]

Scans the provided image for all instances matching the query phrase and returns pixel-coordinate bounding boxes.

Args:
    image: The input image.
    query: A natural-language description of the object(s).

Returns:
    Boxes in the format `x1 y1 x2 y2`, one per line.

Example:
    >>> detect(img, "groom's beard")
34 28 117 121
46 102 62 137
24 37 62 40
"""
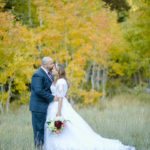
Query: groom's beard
45 66 53 72
49 67 53 72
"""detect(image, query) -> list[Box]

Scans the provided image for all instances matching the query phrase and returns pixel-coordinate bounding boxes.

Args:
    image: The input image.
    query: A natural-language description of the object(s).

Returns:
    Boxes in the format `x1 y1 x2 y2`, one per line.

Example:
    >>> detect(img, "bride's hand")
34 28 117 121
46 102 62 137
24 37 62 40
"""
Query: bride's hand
56 112 61 116
54 96 59 101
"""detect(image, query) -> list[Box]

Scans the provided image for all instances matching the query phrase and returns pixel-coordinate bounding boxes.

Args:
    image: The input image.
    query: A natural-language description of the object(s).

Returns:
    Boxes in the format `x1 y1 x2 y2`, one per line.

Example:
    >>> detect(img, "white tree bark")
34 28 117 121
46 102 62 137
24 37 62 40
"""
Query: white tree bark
39 6 43 27
28 0 32 26
148 64 150 88
101 67 108 101
6 78 14 113
86 63 92 82
133 73 138 85
0 84 4 113
91 62 96 91
96 65 101 91
64 26 68 66
70 71 74 104
138 68 142 84
64 26 68 49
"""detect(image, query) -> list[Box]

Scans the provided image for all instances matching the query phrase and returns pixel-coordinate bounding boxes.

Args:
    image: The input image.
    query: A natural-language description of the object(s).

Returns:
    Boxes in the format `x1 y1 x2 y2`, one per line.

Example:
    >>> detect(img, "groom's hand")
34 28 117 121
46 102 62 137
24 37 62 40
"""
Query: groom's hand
54 96 59 101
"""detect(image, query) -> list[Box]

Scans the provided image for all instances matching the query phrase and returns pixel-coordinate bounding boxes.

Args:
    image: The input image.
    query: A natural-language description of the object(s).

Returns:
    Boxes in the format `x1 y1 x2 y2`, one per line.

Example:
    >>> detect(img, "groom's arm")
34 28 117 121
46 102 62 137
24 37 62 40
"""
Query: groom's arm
31 74 55 103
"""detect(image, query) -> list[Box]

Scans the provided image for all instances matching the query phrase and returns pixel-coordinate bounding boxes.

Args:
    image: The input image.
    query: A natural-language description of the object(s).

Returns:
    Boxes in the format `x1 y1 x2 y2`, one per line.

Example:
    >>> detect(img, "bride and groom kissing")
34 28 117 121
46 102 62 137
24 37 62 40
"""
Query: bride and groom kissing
29 57 136 150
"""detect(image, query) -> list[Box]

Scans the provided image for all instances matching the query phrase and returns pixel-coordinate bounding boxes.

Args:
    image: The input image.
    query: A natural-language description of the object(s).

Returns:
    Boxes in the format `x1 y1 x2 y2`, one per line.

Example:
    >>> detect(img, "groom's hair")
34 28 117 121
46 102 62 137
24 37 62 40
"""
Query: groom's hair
42 57 52 65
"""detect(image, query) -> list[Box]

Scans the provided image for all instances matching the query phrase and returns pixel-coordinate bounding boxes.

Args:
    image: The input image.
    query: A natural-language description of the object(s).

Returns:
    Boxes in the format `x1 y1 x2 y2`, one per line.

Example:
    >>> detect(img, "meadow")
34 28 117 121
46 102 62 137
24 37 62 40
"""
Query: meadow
0 93 150 150
0 1 150 150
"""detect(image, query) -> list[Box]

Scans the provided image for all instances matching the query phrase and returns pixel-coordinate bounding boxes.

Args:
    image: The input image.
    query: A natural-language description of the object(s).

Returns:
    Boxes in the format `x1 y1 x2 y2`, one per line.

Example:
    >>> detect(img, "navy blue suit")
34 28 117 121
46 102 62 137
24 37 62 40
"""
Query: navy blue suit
29 67 54 148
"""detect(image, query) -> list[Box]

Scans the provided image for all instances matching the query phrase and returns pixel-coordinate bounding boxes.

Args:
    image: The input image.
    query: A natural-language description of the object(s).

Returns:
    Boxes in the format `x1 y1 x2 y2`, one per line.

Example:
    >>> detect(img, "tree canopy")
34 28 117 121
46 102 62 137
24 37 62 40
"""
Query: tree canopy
0 0 149 112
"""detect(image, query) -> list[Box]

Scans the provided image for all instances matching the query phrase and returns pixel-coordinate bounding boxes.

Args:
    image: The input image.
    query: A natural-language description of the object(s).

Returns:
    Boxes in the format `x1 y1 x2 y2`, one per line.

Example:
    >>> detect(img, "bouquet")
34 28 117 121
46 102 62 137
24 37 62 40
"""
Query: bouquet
47 116 69 134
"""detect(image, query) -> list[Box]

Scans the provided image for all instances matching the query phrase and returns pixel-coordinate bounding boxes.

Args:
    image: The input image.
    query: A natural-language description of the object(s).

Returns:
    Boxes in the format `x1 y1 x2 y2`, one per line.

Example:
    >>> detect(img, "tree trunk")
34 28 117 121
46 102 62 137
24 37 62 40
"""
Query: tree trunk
28 0 32 26
70 96 74 105
65 60 68 66
133 73 138 85
64 26 68 49
39 6 43 27
91 62 96 91
85 63 92 82
0 84 4 113
70 71 74 104
96 65 100 91
6 78 13 113
148 64 150 88
138 68 142 84
101 67 108 101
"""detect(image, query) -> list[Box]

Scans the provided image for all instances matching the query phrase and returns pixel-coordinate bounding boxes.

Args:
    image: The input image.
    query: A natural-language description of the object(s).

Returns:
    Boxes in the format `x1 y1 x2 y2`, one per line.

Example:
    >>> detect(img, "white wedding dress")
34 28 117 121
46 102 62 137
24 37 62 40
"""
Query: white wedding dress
44 78 136 150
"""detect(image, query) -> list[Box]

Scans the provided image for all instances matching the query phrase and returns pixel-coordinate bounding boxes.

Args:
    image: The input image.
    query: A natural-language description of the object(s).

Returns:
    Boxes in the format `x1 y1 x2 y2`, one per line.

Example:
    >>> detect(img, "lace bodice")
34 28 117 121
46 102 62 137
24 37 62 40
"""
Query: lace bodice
50 78 68 98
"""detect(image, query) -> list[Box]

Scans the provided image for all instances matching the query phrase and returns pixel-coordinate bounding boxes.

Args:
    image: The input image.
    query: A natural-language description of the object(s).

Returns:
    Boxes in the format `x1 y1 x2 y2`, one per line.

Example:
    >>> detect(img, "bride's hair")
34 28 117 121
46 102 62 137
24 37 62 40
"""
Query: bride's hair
54 63 69 86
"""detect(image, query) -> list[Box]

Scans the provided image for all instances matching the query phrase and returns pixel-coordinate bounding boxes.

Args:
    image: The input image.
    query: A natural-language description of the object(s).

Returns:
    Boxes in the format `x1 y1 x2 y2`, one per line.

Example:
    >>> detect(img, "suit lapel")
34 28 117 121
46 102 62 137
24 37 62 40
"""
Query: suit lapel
39 68 51 82
39 68 54 82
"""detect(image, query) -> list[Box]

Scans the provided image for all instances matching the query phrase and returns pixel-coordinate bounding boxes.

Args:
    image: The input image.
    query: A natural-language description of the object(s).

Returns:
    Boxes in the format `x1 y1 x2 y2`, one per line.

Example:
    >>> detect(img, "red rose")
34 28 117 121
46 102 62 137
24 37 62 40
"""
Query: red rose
55 121 62 129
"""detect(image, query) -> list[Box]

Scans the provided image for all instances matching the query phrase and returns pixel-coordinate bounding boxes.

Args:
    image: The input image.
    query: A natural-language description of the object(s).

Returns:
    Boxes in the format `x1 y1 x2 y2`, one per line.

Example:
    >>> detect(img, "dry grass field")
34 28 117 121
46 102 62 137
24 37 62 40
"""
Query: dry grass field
0 93 150 150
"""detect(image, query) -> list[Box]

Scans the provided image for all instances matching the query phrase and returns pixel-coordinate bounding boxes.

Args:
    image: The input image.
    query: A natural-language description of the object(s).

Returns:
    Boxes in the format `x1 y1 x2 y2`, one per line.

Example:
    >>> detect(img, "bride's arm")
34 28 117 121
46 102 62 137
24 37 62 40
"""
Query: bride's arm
56 82 64 116
56 97 63 116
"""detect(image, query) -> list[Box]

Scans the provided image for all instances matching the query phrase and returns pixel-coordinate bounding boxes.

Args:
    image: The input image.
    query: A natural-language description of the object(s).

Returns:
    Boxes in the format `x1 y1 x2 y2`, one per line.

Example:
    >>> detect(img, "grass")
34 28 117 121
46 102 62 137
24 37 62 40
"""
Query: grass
0 93 150 150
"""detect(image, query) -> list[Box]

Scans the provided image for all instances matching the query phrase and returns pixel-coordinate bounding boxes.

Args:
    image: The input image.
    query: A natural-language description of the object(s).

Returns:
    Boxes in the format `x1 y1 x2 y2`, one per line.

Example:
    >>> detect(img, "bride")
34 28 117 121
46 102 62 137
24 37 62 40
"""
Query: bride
44 64 136 150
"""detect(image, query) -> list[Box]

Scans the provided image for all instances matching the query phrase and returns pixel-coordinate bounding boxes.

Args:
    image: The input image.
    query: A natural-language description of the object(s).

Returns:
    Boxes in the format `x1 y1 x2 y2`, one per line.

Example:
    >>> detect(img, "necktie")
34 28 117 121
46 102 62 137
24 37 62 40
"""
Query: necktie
48 72 54 82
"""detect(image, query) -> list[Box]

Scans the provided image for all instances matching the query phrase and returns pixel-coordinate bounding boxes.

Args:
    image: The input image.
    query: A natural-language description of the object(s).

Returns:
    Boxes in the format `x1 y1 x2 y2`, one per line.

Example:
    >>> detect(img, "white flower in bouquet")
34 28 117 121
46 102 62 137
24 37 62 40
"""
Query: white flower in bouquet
47 116 69 134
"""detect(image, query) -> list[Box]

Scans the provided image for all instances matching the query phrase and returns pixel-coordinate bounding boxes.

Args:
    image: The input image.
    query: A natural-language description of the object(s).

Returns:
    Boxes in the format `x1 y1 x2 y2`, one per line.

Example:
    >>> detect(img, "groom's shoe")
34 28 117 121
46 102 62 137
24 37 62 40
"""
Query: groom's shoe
35 140 44 150
36 144 43 150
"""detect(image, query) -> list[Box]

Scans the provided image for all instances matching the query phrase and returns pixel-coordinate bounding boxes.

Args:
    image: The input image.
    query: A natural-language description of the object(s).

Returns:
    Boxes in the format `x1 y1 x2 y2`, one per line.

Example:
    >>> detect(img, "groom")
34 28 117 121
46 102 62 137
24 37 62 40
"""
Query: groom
29 57 59 150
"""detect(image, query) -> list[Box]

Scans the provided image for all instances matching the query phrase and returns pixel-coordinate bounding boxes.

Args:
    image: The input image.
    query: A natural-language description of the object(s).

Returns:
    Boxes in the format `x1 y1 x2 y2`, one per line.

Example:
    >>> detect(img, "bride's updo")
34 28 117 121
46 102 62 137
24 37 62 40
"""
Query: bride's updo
54 63 68 85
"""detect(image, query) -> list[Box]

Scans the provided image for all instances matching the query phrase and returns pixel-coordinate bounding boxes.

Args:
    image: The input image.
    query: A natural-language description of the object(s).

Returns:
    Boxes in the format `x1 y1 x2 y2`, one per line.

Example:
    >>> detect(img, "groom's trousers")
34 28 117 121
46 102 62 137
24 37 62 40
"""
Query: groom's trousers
31 111 46 150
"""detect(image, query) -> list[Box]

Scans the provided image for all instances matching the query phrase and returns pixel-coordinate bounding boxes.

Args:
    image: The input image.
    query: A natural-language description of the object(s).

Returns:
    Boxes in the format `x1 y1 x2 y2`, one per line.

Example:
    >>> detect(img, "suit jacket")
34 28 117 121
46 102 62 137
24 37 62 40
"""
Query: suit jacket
29 67 54 113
